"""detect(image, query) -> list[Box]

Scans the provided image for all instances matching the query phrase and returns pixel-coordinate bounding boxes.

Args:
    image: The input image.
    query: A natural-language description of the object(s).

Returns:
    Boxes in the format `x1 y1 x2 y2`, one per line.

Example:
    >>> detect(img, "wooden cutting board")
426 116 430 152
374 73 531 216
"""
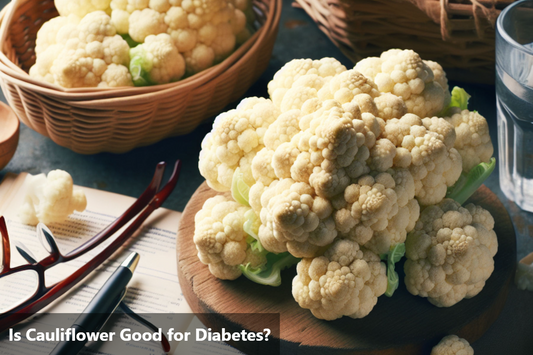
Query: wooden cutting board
176 183 516 355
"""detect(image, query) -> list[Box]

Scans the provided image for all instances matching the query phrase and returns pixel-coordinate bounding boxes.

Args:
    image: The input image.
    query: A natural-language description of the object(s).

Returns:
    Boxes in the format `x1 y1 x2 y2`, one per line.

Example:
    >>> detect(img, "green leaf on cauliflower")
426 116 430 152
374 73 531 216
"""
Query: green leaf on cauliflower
231 167 251 206
383 243 406 297
446 157 496 205
129 46 153 86
239 251 300 287
440 86 471 116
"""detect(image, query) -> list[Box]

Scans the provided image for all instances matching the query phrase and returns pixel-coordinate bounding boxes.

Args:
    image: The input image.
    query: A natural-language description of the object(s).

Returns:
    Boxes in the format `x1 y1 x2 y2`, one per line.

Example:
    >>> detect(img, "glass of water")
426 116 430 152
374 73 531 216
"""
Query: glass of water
496 0 533 212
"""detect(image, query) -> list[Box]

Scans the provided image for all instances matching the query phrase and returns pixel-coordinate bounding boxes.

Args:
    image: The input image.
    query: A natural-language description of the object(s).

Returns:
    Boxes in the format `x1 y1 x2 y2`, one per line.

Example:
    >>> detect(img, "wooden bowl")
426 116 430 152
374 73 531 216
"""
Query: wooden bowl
177 183 517 355
0 101 19 170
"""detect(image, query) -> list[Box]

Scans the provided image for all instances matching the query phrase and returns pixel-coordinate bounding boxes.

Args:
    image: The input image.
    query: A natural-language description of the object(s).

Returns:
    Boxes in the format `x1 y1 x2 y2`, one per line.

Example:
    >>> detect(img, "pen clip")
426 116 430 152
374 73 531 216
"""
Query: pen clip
119 301 171 353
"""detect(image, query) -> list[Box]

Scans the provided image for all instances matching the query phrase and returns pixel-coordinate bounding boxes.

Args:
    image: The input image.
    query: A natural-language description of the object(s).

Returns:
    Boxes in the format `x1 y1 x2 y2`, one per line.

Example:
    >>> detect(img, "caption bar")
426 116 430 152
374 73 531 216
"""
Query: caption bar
9 327 272 343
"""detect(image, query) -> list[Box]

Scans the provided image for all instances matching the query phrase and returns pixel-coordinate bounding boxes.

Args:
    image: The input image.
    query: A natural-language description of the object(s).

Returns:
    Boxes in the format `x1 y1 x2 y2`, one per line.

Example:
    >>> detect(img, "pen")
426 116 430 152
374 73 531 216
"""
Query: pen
50 252 140 355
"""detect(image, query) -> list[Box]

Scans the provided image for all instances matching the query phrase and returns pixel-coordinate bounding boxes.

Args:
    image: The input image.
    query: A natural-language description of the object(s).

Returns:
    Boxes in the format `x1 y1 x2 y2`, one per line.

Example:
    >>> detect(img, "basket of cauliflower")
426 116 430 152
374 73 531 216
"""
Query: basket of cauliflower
0 0 281 153
177 49 516 353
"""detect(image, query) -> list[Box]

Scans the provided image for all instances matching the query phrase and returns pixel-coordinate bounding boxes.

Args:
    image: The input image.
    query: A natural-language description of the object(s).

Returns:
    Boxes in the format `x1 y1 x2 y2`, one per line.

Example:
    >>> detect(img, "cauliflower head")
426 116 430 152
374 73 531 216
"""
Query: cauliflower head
18 170 87 226
292 238 387 320
193 194 266 280
404 199 498 307
431 335 474 355
355 49 448 118
29 11 132 88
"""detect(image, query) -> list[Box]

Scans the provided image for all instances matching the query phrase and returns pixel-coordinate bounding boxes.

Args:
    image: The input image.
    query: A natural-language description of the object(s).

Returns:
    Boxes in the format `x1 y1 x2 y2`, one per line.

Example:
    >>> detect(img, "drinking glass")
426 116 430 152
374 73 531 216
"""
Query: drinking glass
496 0 533 212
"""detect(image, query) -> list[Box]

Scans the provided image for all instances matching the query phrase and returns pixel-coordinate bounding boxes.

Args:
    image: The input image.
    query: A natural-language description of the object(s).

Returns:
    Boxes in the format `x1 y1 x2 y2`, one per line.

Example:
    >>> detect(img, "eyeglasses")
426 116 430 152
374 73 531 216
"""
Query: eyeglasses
0 160 181 334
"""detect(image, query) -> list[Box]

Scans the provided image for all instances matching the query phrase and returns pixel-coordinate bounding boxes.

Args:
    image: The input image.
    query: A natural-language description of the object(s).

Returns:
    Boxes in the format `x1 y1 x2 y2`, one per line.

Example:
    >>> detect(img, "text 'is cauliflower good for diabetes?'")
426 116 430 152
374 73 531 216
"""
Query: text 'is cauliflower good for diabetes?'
18 170 87 226
194 48 498 321
30 0 253 88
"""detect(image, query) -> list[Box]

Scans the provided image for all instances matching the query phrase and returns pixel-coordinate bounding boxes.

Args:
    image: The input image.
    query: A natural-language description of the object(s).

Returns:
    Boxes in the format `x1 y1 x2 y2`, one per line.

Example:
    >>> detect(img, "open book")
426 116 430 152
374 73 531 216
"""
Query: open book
0 173 242 355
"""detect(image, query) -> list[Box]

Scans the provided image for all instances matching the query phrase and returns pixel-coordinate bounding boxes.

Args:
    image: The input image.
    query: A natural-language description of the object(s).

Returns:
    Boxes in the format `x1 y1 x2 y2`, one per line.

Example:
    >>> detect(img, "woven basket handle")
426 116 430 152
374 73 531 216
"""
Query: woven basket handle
408 0 500 40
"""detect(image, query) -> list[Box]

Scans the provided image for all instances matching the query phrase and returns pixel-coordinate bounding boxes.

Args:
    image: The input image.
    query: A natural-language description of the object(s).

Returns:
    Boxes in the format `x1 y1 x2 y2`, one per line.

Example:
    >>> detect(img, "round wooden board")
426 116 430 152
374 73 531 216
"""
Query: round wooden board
177 182 516 355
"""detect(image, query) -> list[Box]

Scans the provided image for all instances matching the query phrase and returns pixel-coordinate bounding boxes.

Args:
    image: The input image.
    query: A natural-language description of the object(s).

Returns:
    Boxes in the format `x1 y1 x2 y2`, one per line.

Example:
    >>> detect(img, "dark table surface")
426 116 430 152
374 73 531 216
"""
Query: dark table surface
0 0 532 354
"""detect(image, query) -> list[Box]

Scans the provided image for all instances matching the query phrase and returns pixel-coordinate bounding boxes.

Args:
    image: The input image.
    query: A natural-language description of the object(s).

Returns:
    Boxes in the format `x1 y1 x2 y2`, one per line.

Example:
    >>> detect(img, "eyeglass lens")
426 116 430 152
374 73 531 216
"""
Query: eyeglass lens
0 270 39 313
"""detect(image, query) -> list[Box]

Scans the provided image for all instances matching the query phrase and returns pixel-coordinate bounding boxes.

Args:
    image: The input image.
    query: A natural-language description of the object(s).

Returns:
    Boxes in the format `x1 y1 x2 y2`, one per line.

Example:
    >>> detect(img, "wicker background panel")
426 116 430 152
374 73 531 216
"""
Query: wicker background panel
294 0 516 83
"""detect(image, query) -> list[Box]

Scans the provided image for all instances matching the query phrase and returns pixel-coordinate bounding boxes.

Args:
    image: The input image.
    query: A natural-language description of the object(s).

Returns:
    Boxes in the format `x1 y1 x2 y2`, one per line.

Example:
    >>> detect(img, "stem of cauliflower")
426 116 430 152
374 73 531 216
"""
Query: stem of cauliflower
239 250 300 287
240 209 300 286
380 243 406 297
129 46 153 86
120 34 140 48
446 157 496 205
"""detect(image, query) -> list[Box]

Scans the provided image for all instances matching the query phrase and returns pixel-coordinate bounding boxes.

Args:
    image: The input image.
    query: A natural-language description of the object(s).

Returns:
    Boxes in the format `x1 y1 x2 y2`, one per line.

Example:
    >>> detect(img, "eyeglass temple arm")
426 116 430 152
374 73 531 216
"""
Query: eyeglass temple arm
0 160 181 334
65 161 167 259
0 216 11 272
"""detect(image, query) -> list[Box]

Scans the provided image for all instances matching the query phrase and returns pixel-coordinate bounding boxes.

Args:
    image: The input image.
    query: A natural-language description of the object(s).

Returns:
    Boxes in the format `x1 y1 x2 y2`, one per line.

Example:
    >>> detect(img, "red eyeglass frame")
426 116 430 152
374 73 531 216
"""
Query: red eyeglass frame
0 160 181 345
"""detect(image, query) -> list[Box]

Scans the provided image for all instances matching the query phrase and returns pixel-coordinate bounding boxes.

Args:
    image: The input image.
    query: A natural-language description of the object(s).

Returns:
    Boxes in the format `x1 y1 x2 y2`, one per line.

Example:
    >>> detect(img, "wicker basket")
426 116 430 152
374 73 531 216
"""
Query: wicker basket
294 0 515 84
0 0 281 154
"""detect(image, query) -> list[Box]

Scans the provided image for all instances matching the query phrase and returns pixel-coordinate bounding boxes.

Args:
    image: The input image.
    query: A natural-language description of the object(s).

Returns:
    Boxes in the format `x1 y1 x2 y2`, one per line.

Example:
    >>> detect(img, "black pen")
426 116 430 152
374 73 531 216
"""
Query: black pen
50 252 140 355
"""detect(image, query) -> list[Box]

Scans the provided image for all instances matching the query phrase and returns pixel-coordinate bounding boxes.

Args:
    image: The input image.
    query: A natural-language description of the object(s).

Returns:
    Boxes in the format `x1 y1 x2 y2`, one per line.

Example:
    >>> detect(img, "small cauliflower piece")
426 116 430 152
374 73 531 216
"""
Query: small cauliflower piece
19 170 87 226
431 335 474 355
129 33 185 85
515 252 533 291
404 199 498 307
292 238 387 320
193 195 266 280
355 49 448 118
198 97 280 191
445 109 494 173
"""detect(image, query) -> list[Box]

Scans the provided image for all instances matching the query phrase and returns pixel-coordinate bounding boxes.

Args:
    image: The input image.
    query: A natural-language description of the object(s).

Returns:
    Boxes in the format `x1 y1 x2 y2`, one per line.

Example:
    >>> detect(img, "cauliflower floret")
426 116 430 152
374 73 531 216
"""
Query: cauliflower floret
128 8 168 42
334 169 419 254
382 113 462 205
30 11 132 88
374 93 407 120
98 63 133 87
199 97 280 191
317 69 380 104
18 170 87 226
257 179 336 258
129 33 185 85
355 49 448 118
34 15 81 56
55 0 111 18
445 109 494 173
290 100 374 198
404 199 498 307
431 335 474 355
268 58 347 108
194 195 266 280
292 239 387 320
424 60 451 108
